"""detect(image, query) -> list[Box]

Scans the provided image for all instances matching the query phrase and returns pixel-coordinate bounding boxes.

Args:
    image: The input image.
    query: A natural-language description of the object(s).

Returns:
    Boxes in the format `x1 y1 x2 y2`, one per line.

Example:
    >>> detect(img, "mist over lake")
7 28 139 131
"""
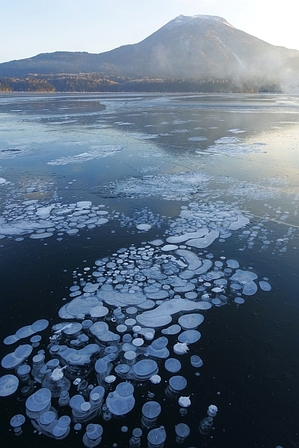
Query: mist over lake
0 92 298 448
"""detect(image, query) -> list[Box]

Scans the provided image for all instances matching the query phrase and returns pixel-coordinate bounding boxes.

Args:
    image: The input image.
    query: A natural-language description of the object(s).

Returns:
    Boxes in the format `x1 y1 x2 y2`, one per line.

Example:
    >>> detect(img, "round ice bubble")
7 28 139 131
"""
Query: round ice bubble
207 404 218 417
164 358 182 373
141 401 161 427
178 330 201 344
26 388 51 413
10 414 26 429
150 374 161 384
39 410 56 426
168 375 187 393
190 355 203 368
259 280 272 291
0 374 19 397
175 422 190 439
178 313 204 329
116 382 134 397
147 426 167 446
132 359 158 379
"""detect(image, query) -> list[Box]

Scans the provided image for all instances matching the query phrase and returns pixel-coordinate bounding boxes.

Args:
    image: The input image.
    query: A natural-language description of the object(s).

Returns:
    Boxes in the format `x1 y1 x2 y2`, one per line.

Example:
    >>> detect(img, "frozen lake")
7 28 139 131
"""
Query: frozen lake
0 92 298 448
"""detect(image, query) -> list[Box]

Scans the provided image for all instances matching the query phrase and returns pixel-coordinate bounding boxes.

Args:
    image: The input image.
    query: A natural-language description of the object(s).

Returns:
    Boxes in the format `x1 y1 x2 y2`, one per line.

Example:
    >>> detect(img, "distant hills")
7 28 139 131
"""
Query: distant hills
1 15 298 93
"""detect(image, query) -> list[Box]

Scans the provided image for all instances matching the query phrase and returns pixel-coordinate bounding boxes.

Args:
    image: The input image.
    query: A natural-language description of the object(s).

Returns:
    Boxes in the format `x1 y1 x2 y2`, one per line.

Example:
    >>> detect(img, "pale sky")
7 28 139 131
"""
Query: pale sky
1 0 298 63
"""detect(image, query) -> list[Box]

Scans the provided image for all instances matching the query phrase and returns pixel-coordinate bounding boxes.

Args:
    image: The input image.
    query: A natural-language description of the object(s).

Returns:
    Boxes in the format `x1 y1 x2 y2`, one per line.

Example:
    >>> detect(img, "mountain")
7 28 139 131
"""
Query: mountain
1 15 298 91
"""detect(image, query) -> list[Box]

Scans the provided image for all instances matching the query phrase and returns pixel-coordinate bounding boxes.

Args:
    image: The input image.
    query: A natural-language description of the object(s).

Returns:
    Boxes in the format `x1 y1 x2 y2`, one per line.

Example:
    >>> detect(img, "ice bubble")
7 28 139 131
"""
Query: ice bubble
228 215 250 230
150 374 161 384
136 223 152 231
15 325 34 339
167 230 208 245
89 305 109 318
178 330 201 344
167 376 187 394
25 387 51 418
10 413 26 429
242 281 258 295
1 344 33 369
59 295 101 319
178 313 204 329
136 298 211 327
63 322 82 336
173 342 189 355
31 319 49 333
106 382 135 416
161 244 179 251
39 410 56 426
0 374 19 397
207 404 218 417
226 259 240 269
124 351 137 365
234 297 245 305
175 422 190 442
230 270 258 295
105 375 116 384
161 324 181 335
132 337 144 347
17 364 31 381
83 423 103 447
149 239 164 246
132 359 159 380
142 401 161 428
30 232 53 239
259 280 272 291
3 334 19 345
50 366 66 381
164 358 182 373
147 426 167 447
186 230 219 249
190 355 203 368
147 336 169 359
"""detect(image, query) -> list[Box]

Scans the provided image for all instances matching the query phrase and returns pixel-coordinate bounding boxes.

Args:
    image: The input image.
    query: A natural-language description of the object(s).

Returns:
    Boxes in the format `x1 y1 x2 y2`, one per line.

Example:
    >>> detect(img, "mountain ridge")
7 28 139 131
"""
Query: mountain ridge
0 14 298 92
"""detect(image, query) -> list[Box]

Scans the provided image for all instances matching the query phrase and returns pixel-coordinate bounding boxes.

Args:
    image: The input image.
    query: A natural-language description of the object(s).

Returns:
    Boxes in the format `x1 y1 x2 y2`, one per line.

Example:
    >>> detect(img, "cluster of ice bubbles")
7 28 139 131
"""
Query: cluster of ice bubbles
92 170 212 201
47 145 123 166
0 199 273 446
0 199 111 241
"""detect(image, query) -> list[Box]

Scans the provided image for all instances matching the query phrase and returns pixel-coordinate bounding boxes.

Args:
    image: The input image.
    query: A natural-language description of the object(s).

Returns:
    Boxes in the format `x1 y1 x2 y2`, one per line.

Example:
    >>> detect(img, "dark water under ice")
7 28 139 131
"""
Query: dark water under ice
0 93 299 448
